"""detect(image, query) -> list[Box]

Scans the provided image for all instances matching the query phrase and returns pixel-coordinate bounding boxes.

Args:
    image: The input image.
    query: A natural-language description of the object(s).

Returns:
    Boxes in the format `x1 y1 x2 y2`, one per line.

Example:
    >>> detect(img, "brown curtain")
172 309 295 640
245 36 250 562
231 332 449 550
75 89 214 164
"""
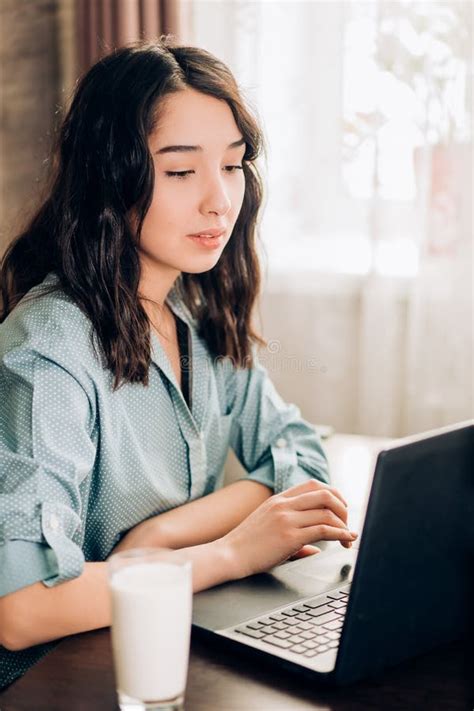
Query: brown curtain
76 0 193 75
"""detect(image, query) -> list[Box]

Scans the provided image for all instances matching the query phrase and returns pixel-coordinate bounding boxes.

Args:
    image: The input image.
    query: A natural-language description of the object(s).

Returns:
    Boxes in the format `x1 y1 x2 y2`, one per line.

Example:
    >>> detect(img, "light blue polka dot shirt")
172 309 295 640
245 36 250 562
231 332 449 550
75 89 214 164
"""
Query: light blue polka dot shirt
0 271 329 689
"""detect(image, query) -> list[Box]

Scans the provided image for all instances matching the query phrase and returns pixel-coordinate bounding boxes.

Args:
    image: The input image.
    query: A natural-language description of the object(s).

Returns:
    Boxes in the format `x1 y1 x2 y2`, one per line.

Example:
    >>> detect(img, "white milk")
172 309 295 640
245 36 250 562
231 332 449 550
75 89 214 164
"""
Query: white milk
110 561 192 702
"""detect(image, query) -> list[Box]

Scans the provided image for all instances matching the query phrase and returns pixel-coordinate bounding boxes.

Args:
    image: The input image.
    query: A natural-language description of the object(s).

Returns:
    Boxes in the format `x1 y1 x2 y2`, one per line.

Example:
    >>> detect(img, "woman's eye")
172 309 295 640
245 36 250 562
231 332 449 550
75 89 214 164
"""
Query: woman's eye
165 166 244 180
165 170 194 179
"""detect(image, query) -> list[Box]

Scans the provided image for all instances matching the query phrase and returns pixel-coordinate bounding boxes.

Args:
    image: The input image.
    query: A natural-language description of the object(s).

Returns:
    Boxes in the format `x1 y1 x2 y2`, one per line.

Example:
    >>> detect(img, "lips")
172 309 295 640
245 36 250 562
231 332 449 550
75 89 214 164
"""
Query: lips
186 231 226 250
187 228 226 238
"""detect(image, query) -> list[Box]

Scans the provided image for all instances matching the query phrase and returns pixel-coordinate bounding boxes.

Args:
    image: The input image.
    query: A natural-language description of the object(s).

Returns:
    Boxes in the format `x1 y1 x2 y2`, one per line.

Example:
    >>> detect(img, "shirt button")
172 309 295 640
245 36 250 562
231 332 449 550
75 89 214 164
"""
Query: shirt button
275 438 287 449
49 514 59 531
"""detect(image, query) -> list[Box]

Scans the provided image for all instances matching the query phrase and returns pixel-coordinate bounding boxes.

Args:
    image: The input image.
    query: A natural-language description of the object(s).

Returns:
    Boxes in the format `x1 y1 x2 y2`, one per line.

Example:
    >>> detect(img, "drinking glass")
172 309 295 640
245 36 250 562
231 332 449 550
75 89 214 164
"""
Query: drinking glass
108 547 193 711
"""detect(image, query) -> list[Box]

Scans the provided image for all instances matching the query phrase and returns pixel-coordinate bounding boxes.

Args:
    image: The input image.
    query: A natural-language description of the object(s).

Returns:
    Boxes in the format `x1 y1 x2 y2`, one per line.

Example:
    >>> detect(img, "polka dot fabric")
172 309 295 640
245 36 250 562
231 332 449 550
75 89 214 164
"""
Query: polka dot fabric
0 271 329 689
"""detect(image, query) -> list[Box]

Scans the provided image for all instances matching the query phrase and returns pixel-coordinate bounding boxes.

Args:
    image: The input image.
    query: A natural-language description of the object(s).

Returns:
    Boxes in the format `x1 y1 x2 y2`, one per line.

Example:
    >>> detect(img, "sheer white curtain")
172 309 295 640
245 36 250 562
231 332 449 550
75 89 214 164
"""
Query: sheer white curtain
191 0 473 437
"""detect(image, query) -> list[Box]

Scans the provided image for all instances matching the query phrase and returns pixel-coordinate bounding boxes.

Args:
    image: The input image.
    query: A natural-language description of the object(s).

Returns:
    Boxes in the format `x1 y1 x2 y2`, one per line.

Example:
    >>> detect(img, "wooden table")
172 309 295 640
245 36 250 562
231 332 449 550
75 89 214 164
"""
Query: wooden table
1 434 472 710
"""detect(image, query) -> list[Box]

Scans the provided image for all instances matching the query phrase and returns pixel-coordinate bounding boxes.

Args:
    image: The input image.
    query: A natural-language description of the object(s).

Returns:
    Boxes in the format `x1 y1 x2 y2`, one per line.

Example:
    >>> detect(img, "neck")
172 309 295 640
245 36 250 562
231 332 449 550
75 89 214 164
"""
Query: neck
138 254 180 316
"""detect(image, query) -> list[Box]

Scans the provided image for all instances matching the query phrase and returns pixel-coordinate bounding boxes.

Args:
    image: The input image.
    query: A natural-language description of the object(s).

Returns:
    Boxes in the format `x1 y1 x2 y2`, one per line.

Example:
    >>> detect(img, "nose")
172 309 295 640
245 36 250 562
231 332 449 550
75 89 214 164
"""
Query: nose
199 172 232 217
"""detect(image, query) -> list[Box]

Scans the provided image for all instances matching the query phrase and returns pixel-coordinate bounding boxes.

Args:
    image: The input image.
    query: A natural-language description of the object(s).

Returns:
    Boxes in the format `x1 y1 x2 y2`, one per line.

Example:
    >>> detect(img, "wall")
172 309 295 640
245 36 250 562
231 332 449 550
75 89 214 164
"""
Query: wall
0 0 65 255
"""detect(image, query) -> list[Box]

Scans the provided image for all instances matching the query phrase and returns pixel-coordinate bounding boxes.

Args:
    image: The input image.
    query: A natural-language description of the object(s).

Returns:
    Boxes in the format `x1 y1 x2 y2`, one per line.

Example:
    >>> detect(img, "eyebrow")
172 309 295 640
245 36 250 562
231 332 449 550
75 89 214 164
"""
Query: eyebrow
155 137 246 155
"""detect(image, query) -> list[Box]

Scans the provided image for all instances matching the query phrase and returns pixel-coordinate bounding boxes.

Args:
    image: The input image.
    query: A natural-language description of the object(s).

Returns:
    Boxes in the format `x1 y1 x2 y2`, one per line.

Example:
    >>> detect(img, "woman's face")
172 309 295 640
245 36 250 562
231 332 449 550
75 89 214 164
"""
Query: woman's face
138 88 247 285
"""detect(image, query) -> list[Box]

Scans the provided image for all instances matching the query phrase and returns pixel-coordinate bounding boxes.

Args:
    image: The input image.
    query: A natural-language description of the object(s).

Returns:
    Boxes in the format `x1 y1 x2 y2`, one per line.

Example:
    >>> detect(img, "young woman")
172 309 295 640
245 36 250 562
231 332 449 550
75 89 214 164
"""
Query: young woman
0 38 357 688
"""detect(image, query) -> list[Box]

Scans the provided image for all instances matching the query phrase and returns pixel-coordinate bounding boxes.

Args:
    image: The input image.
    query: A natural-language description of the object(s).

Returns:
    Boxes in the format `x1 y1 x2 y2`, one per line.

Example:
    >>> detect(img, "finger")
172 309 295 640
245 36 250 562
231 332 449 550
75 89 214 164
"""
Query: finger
287 545 321 561
280 479 326 498
281 479 348 508
293 508 348 531
290 490 348 525
299 525 358 545
330 487 348 508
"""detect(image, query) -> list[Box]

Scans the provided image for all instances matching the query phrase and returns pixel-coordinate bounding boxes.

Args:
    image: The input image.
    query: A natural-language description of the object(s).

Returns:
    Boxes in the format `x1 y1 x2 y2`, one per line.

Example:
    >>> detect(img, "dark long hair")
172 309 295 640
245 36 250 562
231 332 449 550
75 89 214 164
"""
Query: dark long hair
0 37 266 389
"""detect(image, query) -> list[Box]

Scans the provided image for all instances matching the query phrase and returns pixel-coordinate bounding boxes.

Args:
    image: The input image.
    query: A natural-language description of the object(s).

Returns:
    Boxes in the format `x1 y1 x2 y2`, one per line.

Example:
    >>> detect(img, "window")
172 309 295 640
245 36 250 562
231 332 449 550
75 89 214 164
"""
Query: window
191 0 471 278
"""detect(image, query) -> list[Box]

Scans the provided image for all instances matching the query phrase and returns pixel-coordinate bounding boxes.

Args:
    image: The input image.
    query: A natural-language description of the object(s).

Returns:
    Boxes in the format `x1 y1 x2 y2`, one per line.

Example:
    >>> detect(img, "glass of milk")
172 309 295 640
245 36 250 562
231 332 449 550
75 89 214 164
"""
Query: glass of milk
108 547 193 711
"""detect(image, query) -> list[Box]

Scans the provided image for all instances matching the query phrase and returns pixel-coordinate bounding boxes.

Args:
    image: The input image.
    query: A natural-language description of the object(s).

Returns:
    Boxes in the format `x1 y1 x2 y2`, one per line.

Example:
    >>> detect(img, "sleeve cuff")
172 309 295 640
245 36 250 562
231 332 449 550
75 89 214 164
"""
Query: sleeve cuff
286 465 330 487
268 441 330 494
40 502 85 588
0 541 59 597
235 438 330 495
238 464 275 491
238 462 328 495
297 457 330 485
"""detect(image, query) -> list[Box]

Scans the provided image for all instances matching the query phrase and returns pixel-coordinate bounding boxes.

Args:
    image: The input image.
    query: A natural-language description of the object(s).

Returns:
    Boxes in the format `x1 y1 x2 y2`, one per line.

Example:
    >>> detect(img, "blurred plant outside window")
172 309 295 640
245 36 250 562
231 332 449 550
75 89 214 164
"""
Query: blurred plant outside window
192 0 471 279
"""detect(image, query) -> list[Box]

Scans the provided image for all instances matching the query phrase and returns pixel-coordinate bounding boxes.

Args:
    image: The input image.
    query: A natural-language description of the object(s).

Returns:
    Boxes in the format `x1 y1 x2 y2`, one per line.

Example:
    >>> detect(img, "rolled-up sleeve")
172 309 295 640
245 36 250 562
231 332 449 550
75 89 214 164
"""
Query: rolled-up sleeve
0 342 97 597
225 357 330 494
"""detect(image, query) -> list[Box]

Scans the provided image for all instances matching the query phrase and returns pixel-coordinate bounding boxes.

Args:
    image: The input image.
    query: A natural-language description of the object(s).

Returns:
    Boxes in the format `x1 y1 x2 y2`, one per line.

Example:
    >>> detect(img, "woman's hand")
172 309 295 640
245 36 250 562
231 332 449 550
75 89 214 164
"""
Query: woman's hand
220 478 358 579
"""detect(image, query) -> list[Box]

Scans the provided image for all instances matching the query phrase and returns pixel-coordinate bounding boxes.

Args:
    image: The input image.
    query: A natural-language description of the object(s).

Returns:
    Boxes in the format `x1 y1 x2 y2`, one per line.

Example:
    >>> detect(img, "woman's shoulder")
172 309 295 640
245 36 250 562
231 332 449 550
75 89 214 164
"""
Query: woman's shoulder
0 272 94 364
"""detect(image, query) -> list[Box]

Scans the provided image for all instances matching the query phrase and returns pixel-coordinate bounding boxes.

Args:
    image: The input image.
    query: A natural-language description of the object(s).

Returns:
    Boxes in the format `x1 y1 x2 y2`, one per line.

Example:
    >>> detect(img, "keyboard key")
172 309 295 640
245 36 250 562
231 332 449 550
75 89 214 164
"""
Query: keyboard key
308 611 339 625
323 620 344 631
246 621 265 630
293 604 311 613
284 627 304 638
282 609 299 617
269 613 286 622
261 635 293 649
328 640 339 648
326 631 341 640
272 621 289 631
282 617 300 627
297 621 313 631
287 634 305 645
326 591 346 601
328 600 346 610
304 650 317 658
306 605 335 617
274 630 291 640
317 634 330 643
306 624 326 634
236 627 265 639
304 598 332 609
261 627 279 636
290 644 307 654
295 613 312 622
299 630 316 640
317 644 329 653
302 640 318 649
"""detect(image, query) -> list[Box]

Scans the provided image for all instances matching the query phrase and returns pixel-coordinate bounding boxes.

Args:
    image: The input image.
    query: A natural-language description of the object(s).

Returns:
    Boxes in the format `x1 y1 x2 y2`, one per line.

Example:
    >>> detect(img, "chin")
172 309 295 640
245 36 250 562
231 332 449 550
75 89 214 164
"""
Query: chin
180 255 223 274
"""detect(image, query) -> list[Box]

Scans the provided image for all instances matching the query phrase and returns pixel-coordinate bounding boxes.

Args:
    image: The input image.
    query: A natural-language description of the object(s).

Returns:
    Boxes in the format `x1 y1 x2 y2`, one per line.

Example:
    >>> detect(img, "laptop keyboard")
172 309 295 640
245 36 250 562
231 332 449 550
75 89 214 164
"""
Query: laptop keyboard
233 589 349 659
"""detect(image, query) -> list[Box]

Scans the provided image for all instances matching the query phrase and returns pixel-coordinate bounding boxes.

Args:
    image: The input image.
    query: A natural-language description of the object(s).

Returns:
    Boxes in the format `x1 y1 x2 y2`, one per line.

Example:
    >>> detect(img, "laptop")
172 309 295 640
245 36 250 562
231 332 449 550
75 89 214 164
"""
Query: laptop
192 420 474 685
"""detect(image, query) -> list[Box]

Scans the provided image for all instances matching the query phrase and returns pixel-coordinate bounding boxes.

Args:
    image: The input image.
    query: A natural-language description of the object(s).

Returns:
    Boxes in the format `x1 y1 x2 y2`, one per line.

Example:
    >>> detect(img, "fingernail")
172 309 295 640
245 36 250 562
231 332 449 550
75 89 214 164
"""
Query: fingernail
351 532 358 538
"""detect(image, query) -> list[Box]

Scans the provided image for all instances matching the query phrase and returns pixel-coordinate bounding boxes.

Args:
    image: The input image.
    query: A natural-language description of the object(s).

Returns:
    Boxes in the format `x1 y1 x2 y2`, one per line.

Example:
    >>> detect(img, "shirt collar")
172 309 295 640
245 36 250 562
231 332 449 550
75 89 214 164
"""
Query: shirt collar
44 271 207 430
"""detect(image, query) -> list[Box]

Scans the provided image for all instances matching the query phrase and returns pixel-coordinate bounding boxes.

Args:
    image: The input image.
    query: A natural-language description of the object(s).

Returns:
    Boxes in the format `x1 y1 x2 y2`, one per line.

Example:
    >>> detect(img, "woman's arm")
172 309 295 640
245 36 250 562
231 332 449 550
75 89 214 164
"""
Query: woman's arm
0 480 356 652
220 357 331 496
0 481 272 651
0 539 235 651
114 480 273 553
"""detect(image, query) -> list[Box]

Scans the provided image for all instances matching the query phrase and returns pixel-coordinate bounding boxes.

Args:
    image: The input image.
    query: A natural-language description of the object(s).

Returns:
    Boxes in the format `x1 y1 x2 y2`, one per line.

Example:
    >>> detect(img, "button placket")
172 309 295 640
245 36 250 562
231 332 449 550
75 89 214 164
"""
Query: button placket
188 433 207 497
167 389 203 497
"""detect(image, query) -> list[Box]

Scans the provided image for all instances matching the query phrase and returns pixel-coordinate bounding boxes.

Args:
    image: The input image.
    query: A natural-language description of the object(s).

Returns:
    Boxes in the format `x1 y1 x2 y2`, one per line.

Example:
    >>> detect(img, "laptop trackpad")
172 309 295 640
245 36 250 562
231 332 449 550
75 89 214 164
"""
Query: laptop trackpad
193 547 357 631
